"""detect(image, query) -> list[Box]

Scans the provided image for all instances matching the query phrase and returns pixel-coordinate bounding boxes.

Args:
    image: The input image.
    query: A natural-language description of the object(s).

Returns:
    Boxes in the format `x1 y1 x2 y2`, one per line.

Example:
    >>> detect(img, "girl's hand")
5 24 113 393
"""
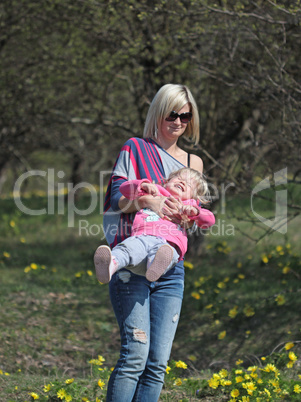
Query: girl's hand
140 182 160 196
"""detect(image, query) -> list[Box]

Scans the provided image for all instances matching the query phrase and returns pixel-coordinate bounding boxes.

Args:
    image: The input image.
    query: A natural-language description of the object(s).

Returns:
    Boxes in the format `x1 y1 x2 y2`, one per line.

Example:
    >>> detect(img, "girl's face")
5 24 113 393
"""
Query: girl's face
158 103 190 142
165 172 196 201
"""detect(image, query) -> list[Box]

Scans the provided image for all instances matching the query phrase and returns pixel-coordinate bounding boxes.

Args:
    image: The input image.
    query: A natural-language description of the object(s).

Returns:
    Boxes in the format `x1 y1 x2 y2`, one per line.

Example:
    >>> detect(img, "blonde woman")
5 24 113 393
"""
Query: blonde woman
102 84 204 401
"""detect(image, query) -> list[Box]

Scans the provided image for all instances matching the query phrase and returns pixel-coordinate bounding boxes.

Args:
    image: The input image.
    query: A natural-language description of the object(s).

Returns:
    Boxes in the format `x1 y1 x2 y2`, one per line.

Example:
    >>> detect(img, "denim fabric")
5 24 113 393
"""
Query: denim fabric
106 269 184 402
112 235 180 276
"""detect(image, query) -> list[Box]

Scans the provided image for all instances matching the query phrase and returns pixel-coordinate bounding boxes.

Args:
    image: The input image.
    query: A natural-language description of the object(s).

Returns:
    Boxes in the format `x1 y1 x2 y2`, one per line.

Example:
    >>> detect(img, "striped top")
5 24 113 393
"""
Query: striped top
103 137 188 278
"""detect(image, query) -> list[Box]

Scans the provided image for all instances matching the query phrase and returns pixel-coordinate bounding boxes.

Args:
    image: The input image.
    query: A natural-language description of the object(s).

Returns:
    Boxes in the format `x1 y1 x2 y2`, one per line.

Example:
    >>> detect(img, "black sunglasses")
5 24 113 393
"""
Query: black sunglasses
165 111 192 124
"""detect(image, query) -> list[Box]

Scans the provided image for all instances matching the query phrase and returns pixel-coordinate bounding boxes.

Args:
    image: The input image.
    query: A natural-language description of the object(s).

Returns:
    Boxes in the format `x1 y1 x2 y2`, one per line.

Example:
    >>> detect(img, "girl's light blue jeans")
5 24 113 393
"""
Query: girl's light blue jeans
106 268 184 401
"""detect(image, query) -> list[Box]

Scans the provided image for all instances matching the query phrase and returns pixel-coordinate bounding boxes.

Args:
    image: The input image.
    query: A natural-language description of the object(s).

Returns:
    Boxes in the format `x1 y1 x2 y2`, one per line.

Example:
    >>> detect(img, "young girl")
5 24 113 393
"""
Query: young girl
94 167 214 283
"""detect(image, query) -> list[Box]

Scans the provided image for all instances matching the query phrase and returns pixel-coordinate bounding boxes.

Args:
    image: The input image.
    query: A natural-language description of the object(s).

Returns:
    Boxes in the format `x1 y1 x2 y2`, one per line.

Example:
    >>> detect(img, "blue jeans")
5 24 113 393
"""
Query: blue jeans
106 269 184 401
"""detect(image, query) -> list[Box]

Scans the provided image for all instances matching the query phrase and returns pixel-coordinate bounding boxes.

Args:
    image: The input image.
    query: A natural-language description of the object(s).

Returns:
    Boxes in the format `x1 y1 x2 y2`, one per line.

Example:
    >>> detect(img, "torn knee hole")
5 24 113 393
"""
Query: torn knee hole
133 328 147 344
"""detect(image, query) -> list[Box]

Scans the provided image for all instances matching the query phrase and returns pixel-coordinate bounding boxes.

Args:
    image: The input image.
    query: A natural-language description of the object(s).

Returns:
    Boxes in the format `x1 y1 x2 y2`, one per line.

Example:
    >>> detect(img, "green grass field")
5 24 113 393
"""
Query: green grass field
0 192 300 401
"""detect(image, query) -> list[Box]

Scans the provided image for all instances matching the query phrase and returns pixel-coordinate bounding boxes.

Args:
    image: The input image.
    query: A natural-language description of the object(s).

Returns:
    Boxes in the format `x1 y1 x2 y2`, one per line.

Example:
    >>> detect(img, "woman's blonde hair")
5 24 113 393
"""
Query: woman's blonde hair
143 84 200 144
167 167 210 204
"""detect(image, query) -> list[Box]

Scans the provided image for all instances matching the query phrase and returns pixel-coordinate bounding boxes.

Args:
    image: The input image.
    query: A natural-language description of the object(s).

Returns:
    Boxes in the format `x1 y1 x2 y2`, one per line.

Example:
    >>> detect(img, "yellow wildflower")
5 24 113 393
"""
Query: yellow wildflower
205 304 213 309
284 342 294 350
98 379 105 389
166 365 171 374
44 384 51 392
65 378 74 384
228 306 238 318
65 395 72 402
10 220 16 227
289 351 297 363
174 378 182 386
294 384 301 393
175 360 187 369
208 377 219 389
57 389 67 399
282 266 290 274
276 245 283 252
243 305 255 317
231 389 240 398
219 369 228 378
263 363 277 372
191 291 200 300
184 261 194 269
236 359 244 365
24 266 31 273
218 331 226 340
87 270 93 276
29 393 39 400
3 252 10 258
275 295 285 305
30 263 38 270
262 255 269 263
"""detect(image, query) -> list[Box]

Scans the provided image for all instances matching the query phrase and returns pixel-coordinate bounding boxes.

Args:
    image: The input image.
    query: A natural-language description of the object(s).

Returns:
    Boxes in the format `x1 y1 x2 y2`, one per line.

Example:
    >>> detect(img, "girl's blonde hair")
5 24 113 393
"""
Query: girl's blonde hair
167 167 210 204
143 84 200 144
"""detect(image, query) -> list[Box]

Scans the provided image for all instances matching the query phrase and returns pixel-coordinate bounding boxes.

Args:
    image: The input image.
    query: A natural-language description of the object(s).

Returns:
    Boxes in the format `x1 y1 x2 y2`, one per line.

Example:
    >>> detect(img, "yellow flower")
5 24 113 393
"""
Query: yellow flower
236 359 244 365
44 384 51 392
188 355 197 361
175 360 187 369
275 294 285 305
208 377 219 389
262 255 269 263
217 281 226 289
87 270 93 276
221 380 232 386
65 395 72 402
30 263 38 270
218 331 226 340
166 365 171 374
284 342 294 350
75 272 82 278
98 379 105 389
231 389 240 398
10 220 16 227
276 245 283 252
205 304 213 309
3 252 10 258
29 392 39 400
191 291 200 300
219 369 228 378
20 237 26 243
263 363 277 373
24 266 31 273
282 266 290 274
243 305 255 317
228 306 238 318
65 378 74 384
173 378 182 386
184 261 194 269
294 384 301 393
57 389 67 399
289 351 297 362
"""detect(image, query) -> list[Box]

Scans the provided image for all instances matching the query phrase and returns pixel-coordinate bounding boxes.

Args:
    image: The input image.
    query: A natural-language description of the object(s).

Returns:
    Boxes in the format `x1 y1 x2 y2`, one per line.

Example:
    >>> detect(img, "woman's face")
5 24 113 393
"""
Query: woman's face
158 103 190 142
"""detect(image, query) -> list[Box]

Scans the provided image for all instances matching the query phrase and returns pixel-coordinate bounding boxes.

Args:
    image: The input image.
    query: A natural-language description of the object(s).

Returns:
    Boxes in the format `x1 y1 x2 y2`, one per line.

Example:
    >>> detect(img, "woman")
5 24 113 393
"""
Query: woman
103 84 203 401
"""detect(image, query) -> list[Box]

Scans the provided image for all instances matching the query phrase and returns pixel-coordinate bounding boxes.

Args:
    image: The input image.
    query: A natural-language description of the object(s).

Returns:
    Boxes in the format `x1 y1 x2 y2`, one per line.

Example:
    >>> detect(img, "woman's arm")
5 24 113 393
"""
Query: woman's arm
118 194 168 218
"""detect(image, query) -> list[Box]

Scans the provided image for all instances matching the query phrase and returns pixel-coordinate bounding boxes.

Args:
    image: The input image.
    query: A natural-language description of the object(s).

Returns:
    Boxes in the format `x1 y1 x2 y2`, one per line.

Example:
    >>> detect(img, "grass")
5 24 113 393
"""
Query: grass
0 192 300 401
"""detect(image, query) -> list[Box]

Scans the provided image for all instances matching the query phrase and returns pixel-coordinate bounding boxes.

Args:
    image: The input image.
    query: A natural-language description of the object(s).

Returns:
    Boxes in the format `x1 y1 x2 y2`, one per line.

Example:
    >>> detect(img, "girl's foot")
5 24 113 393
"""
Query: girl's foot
146 244 174 282
94 245 118 283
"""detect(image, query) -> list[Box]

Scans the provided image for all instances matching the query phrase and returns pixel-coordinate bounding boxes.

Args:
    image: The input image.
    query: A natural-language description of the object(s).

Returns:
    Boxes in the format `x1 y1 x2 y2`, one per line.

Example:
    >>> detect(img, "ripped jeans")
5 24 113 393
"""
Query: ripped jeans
106 268 184 402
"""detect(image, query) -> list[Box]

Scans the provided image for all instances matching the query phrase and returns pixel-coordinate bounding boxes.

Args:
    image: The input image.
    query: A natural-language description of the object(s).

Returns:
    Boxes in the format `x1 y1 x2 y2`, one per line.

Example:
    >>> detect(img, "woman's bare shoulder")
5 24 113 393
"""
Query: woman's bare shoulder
190 154 203 173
